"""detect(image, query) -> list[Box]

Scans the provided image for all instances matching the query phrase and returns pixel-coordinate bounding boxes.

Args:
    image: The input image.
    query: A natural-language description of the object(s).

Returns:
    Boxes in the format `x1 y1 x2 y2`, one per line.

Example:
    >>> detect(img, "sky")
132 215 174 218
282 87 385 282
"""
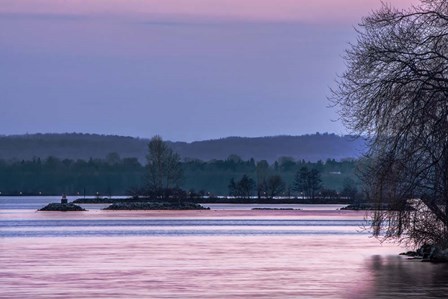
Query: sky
0 0 418 141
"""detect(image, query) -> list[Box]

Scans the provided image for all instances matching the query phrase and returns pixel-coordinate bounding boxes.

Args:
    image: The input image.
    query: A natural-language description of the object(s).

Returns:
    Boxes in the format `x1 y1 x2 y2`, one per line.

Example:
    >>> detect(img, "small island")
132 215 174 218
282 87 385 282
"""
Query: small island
340 203 389 211
38 194 86 211
103 201 209 210
39 202 86 212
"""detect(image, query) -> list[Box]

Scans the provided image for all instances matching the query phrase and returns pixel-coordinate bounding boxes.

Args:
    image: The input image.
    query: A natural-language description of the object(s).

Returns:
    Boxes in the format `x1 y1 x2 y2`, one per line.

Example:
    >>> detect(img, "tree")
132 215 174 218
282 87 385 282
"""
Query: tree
293 167 321 200
146 135 183 197
228 175 255 199
105 152 121 165
308 169 322 200
256 160 269 198
293 167 309 198
237 175 256 199
278 156 296 172
228 178 237 197
266 175 286 199
340 178 359 203
331 0 448 247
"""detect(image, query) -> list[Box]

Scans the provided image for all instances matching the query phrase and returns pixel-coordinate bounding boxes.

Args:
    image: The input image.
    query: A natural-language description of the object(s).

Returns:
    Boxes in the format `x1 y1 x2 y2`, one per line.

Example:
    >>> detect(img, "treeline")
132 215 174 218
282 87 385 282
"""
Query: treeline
0 153 360 197
183 156 360 199
0 154 144 196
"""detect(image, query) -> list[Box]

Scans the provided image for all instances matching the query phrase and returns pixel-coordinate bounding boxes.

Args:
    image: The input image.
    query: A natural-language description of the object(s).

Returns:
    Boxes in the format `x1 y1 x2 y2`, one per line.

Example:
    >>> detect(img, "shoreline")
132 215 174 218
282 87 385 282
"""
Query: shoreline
73 197 353 205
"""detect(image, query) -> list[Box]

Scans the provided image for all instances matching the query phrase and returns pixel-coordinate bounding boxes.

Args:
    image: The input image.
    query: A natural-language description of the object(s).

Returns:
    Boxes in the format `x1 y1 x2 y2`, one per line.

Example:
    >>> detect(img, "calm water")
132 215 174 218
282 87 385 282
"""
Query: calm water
1 197 447 298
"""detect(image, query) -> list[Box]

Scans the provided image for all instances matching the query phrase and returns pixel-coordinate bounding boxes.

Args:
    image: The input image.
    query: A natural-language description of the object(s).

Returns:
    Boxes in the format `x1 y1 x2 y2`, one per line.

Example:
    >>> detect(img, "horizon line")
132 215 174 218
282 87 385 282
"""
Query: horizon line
0 131 360 143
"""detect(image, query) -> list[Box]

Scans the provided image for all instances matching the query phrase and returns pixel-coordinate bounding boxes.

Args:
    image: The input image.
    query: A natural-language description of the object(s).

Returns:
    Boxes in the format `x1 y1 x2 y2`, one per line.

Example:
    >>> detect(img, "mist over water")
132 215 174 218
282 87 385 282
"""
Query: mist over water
0 198 447 298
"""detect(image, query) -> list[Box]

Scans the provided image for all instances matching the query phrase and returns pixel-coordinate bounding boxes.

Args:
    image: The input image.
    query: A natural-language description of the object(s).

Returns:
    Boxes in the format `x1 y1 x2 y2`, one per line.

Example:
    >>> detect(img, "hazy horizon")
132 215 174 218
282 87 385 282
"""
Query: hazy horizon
1 0 417 142
1 130 361 143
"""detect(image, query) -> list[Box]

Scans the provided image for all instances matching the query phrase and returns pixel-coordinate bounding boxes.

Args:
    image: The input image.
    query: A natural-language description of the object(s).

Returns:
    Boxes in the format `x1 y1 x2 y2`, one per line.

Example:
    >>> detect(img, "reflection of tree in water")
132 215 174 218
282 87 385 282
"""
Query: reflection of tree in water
365 256 448 298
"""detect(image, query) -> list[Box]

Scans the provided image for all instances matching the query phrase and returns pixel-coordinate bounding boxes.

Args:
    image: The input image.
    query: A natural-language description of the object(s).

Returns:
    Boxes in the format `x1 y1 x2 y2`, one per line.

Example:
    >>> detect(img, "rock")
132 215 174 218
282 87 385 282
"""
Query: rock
38 203 86 212
430 248 448 263
399 251 419 257
410 244 448 263
418 244 434 260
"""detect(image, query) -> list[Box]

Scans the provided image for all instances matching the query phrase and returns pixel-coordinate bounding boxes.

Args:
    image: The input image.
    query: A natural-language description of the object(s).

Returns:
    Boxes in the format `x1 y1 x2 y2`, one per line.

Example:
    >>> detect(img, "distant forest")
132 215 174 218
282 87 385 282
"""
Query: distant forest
0 133 365 196
0 133 367 163
0 154 360 196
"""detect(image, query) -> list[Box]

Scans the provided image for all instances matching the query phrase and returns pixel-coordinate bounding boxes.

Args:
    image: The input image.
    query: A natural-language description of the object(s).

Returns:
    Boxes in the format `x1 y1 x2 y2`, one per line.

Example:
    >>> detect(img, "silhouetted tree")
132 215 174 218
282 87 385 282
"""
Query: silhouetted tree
308 169 322 199
238 175 256 199
332 0 448 247
146 135 183 197
228 178 237 197
278 156 296 172
256 160 269 199
266 175 286 199
293 167 309 198
293 167 322 200
340 178 359 202
228 175 255 199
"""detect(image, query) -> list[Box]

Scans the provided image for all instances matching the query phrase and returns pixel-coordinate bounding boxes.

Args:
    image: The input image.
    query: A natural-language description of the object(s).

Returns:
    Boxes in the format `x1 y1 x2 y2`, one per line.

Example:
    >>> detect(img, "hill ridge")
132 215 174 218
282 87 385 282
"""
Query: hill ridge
0 132 367 163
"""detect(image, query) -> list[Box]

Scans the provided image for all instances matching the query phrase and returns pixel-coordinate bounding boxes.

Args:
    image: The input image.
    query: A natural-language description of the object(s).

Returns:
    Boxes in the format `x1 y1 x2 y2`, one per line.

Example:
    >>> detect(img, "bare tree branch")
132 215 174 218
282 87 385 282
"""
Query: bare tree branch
331 0 448 247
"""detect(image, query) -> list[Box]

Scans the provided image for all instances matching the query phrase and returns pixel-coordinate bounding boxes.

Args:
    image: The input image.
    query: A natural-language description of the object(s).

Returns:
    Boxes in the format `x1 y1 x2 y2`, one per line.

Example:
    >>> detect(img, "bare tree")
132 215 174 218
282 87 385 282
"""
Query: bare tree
256 160 269 199
146 135 183 197
228 175 256 199
293 167 322 200
266 175 286 199
331 0 448 247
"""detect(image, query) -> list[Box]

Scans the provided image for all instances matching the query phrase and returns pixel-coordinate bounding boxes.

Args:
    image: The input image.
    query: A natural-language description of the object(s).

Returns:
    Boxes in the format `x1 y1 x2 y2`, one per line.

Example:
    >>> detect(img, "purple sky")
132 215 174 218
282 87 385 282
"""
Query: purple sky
0 0 417 141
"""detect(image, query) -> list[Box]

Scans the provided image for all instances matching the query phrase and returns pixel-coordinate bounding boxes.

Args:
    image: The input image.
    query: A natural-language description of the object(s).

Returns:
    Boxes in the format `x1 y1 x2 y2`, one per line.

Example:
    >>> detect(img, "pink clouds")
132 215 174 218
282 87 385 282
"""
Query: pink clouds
1 0 420 24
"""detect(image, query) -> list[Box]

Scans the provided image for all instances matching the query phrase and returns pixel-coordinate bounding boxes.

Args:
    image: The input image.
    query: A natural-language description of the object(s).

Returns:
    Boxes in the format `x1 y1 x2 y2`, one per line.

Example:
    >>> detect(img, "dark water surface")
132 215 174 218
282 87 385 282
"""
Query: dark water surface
0 199 447 298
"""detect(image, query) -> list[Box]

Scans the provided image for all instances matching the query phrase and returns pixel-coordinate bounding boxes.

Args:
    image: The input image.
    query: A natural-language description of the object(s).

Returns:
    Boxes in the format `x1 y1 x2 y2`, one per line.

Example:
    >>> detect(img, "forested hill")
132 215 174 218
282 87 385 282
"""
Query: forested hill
0 133 367 163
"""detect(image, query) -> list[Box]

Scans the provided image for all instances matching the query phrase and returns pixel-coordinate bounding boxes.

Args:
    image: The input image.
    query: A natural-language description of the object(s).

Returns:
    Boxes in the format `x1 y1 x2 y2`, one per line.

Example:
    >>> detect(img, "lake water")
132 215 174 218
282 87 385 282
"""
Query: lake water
1 197 447 298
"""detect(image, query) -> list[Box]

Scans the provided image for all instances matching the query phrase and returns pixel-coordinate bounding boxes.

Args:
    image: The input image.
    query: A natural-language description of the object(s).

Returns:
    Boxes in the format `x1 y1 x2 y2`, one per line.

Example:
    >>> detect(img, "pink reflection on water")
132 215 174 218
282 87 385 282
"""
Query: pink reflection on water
0 209 402 298
0 235 394 298
1 209 368 220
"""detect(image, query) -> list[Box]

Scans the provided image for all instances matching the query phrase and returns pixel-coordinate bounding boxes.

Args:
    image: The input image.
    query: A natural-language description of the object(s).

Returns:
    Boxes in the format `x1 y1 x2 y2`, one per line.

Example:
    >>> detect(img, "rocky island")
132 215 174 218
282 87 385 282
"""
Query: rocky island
38 194 87 211
103 201 209 210
39 202 86 212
